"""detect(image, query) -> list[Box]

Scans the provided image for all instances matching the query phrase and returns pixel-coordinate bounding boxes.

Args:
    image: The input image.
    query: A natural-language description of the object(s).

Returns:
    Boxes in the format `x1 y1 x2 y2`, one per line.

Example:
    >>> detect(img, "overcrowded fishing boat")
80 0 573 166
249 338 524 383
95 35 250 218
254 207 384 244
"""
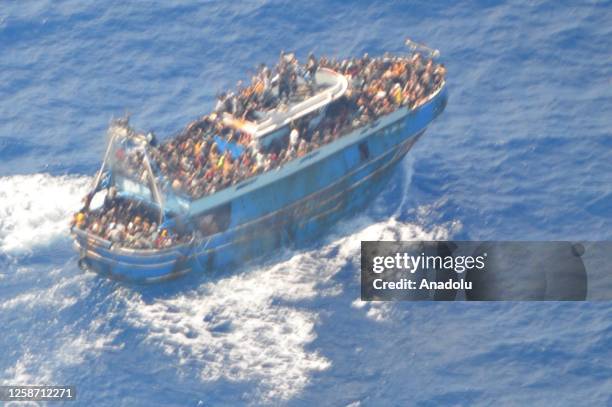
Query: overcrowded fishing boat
71 39 448 282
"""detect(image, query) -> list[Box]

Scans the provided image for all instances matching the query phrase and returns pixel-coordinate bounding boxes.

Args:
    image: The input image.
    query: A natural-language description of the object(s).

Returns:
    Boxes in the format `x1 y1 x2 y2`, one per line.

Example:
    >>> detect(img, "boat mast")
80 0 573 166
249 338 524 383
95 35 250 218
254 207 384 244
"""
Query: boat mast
141 148 164 225
85 123 119 210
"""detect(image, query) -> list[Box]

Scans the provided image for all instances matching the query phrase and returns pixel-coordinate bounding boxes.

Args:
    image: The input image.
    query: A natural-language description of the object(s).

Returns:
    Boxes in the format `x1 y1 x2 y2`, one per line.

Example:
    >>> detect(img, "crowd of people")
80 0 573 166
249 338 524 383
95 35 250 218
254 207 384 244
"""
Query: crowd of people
73 189 190 249
76 50 446 249
115 51 445 200
213 52 320 120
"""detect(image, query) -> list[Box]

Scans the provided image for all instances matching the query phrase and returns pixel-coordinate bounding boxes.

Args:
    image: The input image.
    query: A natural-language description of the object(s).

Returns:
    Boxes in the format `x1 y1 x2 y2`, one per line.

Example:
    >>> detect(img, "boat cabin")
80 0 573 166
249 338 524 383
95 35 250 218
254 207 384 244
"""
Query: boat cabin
221 68 348 148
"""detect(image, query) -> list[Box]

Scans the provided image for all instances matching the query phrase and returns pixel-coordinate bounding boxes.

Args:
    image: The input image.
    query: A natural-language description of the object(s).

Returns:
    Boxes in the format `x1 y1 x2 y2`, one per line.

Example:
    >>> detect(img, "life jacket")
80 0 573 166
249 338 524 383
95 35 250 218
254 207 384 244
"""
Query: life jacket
392 86 402 104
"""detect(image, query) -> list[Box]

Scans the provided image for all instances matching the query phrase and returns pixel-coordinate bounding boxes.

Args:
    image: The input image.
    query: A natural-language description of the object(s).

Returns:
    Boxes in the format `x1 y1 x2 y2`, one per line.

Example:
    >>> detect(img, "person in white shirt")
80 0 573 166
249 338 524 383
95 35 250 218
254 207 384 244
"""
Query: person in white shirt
290 127 299 148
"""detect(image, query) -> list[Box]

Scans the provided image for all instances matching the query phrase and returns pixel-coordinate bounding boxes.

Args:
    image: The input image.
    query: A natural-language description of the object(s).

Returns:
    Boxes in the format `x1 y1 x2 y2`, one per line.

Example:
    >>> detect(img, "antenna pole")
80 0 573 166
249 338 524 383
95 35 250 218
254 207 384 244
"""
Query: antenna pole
405 38 440 58
86 125 118 209
141 149 164 225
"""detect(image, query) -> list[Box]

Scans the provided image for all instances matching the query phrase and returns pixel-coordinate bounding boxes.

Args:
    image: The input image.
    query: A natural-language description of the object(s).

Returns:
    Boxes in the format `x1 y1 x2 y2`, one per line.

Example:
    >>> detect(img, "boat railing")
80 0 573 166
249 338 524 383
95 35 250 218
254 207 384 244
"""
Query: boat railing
299 150 320 163
72 226 112 249
72 226 189 257
234 177 259 190
413 79 446 109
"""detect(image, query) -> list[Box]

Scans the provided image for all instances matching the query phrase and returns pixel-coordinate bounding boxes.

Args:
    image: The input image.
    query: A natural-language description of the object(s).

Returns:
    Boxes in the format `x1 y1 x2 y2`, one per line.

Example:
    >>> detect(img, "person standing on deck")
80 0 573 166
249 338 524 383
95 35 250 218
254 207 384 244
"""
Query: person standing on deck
306 52 318 93
277 51 290 102
278 64 291 102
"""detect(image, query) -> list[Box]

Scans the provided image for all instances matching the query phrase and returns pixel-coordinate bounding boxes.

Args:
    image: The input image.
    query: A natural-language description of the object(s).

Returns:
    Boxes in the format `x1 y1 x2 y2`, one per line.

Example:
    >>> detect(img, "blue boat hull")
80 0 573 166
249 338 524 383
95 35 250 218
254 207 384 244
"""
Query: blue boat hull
74 85 447 282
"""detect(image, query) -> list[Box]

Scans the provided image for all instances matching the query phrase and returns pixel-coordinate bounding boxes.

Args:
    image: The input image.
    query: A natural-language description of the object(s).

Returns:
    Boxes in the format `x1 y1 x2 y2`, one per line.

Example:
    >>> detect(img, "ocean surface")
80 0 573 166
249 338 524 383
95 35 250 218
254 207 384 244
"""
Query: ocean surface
1 1 611 405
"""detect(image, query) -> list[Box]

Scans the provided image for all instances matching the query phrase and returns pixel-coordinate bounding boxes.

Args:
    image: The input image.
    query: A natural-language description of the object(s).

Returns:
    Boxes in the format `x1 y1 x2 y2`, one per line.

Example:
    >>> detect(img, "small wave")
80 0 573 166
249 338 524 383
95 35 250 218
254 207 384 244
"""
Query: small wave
0 173 90 254
0 271 119 388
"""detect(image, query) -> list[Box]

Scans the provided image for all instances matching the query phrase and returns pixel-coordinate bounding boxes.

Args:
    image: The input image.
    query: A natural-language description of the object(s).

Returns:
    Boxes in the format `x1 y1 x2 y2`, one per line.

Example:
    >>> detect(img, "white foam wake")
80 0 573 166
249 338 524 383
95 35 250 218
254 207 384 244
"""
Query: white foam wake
123 214 458 403
0 173 91 254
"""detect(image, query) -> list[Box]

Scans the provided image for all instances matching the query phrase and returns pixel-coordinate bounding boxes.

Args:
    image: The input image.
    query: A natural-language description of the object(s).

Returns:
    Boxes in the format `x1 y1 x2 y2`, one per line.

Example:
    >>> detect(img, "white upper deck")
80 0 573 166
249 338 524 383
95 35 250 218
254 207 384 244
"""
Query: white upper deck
222 68 348 139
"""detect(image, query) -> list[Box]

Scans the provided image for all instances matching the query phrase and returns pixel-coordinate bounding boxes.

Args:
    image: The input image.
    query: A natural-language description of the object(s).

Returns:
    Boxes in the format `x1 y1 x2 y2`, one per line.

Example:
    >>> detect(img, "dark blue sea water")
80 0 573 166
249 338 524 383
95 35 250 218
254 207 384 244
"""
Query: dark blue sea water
1 1 611 405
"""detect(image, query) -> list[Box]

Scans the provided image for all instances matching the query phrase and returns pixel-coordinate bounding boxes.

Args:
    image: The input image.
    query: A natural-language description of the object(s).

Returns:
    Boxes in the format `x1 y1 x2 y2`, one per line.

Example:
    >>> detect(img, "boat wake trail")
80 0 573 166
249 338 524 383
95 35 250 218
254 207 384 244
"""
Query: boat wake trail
0 173 90 254
0 169 459 404
121 212 456 403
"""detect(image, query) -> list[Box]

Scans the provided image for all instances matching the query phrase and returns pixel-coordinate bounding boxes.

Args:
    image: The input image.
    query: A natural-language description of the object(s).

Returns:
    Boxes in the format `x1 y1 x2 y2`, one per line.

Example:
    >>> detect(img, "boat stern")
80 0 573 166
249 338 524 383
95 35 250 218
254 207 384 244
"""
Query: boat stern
72 227 195 283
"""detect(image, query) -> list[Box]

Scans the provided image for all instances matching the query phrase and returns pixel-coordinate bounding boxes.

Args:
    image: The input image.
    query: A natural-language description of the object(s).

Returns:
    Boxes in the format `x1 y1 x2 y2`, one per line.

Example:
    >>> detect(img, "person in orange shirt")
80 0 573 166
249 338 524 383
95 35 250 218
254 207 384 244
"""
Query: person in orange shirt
222 151 233 178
